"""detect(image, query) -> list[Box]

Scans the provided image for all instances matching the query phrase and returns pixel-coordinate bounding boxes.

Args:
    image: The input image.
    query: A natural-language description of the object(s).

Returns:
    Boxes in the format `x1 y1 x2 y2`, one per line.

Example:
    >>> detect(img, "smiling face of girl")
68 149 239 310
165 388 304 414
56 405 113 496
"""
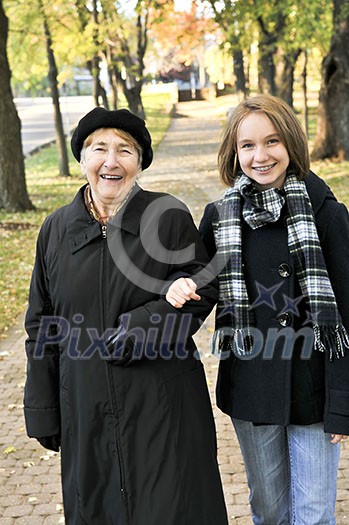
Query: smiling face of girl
236 111 290 191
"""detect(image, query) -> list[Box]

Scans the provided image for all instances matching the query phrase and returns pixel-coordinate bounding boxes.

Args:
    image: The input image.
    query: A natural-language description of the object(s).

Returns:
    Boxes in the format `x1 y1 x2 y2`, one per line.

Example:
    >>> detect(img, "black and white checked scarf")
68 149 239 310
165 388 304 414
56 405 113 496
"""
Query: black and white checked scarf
213 172 349 360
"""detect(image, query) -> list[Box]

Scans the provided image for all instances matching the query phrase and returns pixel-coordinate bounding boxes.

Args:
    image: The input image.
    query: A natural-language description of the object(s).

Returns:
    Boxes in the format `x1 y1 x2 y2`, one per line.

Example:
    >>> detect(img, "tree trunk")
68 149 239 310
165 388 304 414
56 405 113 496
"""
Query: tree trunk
91 55 100 107
91 1 109 109
275 48 301 108
91 0 101 107
233 49 248 99
302 50 309 137
113 65 145 118
75 0 107 108
87 58 109 109
123 84 146 120
108 66 119 111
312 0 349 160
257 42 277 95
257 14 287 96
113 8 148 119
98 82 109 110
257 17 277 95
42 15 70 177
0 0 34 211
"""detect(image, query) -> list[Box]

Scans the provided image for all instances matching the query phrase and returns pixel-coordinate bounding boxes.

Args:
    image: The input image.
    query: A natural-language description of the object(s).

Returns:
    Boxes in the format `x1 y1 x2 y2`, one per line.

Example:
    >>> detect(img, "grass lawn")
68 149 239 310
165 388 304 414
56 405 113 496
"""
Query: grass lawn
0 90 348 339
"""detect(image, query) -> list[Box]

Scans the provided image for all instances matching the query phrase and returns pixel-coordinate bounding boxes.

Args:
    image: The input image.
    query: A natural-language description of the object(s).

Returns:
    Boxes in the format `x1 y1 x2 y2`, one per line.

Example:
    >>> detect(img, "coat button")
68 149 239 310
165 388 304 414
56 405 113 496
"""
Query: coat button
278 263 292 278
277 313 291 326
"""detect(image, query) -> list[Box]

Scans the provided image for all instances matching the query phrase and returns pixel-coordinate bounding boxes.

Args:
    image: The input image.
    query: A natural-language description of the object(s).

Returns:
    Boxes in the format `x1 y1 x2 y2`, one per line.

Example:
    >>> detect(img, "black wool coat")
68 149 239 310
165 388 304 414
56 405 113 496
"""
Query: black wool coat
199 172 349 434
24 184 228 525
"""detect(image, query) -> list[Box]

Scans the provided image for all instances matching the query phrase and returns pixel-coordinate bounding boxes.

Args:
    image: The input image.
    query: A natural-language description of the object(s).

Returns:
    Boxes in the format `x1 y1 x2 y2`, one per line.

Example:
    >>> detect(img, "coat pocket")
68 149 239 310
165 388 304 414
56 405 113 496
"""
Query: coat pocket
329 388 349 416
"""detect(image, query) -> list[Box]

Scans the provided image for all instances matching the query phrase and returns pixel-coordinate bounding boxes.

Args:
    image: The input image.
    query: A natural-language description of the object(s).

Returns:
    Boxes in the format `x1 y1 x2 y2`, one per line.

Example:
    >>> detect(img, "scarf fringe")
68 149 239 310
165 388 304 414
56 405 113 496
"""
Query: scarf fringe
314 324 349 360
213 325 349 361
232 329 254 356
212 328 254 357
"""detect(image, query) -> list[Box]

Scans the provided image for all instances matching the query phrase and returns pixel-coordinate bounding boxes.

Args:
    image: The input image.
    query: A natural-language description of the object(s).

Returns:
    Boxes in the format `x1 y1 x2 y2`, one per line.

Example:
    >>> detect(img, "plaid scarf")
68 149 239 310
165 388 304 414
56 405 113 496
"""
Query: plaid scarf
213 173 349 360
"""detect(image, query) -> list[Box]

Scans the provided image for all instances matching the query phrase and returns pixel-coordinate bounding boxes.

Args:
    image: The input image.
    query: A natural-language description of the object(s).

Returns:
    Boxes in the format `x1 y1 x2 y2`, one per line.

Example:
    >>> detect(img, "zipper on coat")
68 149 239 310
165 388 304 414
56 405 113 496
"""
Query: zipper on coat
120 486 128 514
109 378 131 524
100 236 130 524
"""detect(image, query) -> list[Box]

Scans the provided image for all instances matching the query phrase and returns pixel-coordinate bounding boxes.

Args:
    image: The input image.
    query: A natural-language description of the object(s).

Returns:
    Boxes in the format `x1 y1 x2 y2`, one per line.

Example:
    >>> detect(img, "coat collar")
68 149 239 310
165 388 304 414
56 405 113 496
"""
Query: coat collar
304 170 337 215
109 183 150 235
66 183 151 253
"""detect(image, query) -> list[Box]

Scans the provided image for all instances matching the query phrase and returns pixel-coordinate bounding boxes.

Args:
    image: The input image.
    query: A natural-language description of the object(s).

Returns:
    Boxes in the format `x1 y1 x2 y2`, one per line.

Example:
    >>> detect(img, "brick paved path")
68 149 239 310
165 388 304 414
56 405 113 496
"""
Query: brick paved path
1 97 349 524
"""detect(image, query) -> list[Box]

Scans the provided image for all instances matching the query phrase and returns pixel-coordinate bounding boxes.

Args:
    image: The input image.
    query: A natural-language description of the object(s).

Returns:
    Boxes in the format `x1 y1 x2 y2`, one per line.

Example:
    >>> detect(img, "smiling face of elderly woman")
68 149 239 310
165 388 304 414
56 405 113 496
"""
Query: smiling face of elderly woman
80 128 143 215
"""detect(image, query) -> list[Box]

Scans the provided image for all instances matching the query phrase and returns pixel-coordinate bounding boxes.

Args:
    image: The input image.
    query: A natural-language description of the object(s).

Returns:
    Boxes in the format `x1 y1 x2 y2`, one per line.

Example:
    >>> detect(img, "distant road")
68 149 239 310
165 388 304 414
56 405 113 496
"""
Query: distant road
14 96 95 156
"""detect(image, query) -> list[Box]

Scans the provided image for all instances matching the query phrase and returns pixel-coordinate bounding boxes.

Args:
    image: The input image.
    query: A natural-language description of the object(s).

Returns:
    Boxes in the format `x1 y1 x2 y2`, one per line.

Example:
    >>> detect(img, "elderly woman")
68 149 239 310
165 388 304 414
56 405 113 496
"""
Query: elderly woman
24 108 228 525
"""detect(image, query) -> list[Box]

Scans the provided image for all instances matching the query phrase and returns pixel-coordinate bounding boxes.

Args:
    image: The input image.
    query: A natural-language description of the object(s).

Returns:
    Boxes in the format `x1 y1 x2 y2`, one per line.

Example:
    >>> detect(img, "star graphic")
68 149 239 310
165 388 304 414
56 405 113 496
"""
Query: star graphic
302 309 321 326
250 282 283 310
216 299 238 319
279 294 303 316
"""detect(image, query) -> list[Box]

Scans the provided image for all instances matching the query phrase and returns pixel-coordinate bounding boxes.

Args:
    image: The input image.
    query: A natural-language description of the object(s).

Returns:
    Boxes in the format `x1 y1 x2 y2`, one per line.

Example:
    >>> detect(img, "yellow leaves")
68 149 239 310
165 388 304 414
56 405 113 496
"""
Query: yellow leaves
3 445 16 455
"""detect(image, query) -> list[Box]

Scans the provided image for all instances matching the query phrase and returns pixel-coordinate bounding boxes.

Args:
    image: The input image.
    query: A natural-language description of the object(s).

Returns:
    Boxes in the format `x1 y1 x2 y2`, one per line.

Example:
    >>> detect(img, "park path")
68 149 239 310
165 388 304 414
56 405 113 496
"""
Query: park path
1 96 349 524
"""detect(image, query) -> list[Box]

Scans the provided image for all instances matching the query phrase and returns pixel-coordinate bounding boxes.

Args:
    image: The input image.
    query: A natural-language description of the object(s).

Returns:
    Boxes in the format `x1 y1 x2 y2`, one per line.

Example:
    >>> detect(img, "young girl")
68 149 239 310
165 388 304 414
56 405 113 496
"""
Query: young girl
166 94 349 524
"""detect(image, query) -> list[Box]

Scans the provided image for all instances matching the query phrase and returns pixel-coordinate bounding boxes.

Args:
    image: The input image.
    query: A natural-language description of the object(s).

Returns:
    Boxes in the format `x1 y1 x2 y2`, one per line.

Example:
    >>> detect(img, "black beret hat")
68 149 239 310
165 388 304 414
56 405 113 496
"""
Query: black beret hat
71 107 153 170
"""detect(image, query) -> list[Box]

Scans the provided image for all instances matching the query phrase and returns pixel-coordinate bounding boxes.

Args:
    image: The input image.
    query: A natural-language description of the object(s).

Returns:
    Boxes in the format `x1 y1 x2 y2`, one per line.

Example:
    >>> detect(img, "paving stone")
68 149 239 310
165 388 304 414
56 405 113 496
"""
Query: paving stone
3 506 33 518
0 496 24 507
14 518 44 525
0 518 15 525
43 517 65 525
31 504 61 516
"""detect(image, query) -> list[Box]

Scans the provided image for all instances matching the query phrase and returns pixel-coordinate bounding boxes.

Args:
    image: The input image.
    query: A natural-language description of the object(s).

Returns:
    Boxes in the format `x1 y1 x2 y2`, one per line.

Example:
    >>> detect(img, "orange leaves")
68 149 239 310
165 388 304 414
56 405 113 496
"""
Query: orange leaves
149 1 218 69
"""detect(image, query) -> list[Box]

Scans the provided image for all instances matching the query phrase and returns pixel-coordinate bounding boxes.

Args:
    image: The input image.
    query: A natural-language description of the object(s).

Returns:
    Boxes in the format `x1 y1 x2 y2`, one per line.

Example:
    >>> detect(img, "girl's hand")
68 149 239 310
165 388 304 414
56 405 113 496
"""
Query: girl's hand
331 434 348 444
166 277 201 308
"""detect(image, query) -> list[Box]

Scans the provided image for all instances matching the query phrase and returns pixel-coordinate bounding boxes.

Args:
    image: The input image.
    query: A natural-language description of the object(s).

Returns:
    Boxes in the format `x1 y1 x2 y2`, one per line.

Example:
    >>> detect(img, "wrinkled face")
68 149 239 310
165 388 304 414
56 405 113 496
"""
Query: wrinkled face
80 128 140 207
237 112 290 190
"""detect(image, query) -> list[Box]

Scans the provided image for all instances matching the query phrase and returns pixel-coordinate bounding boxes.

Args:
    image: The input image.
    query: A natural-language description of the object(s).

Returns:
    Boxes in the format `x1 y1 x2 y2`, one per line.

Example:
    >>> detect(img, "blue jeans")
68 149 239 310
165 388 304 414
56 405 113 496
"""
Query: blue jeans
232 419 340 525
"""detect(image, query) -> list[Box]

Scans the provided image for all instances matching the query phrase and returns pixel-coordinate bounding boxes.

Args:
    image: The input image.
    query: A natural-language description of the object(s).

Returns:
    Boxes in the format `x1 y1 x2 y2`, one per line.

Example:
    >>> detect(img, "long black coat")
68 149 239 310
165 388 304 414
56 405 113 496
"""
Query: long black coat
24 184 228 525
200 172 349 434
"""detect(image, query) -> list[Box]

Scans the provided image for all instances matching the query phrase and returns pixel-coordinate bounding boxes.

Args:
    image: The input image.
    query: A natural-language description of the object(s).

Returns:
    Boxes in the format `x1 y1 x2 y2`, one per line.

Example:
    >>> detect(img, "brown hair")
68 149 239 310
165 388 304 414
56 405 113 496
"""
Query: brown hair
218 94 310 187
81 128 143 168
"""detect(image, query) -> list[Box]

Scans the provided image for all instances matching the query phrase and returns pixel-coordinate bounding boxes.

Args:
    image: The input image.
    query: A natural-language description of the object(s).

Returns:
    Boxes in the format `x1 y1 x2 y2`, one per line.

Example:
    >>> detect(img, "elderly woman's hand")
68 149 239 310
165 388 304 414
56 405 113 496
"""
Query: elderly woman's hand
37 435 61 452
166 277 201 308
106 324 134 365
